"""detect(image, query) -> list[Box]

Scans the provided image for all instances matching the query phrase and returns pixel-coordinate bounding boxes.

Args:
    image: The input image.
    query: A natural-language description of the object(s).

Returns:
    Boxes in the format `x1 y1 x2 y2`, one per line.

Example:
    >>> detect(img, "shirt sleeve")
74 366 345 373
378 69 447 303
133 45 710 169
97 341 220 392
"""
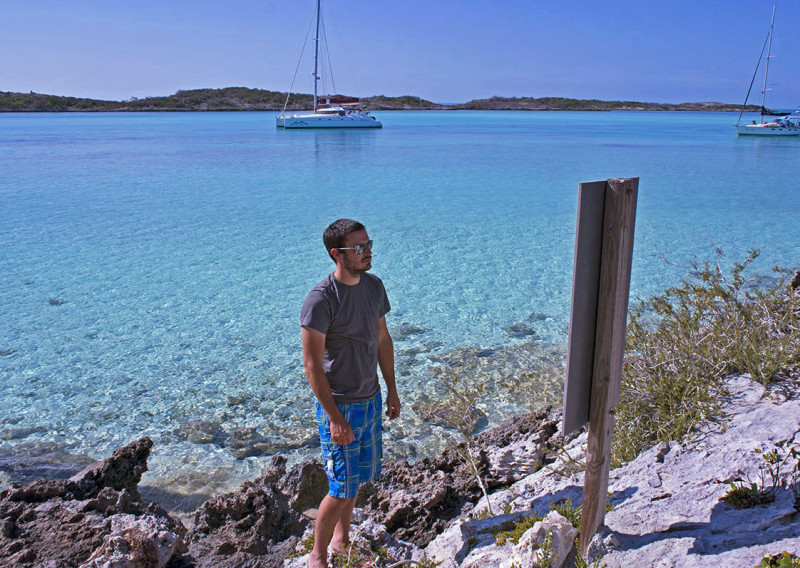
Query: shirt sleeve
301 289 331 335
378 278 391 318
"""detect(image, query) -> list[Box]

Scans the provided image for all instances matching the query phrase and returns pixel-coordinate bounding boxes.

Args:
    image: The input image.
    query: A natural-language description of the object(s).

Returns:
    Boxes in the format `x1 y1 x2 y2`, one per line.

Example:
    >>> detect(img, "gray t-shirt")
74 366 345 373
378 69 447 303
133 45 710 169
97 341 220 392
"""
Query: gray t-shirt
301 272 391 403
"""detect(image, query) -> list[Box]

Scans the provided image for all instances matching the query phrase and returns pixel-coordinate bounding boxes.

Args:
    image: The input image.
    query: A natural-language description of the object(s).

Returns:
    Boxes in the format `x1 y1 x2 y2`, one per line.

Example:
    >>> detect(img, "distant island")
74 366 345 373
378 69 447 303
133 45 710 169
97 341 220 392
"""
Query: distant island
0 87 757 113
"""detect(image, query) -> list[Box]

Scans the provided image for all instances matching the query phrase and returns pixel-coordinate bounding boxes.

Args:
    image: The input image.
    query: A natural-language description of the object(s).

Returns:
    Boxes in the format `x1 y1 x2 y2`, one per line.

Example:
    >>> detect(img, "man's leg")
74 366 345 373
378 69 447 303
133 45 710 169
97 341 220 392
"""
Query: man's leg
331 495 357 552
308 494 357 567
310 399 362 567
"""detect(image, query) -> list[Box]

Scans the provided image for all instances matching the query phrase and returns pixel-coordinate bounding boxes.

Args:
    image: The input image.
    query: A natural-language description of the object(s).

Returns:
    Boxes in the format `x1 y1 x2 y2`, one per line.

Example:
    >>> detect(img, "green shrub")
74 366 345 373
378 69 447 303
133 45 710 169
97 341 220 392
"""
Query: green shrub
614 250 800 464
759 551 800 567
494 513 543 545
721 446 800 510
721 481 775 509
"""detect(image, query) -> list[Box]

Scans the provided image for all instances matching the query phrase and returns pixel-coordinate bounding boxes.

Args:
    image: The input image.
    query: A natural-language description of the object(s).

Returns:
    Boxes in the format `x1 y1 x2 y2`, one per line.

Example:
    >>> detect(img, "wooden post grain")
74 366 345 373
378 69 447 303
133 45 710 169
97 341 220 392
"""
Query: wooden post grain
579 177 638 555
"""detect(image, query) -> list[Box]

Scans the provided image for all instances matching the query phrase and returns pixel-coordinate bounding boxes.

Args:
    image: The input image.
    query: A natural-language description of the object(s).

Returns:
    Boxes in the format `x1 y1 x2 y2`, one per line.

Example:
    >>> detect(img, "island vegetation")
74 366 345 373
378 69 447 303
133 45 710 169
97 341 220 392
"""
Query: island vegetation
0 87 759 112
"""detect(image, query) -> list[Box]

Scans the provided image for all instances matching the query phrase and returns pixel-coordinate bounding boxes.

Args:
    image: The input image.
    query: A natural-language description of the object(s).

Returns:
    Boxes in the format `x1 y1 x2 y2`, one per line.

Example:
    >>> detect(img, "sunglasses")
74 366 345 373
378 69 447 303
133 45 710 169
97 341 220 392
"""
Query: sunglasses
337 240 373 255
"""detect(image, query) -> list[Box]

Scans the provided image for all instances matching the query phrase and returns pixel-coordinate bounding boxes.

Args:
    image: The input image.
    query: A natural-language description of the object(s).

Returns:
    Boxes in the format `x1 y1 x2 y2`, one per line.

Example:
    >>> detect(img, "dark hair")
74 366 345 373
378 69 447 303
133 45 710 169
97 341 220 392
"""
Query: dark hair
323 219 365 262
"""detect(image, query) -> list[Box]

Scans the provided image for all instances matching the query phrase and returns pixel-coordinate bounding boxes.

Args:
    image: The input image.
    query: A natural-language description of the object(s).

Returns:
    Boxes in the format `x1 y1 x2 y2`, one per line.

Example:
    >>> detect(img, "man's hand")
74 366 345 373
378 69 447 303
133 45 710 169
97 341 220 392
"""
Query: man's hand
385 390 401 420
330 416 355 446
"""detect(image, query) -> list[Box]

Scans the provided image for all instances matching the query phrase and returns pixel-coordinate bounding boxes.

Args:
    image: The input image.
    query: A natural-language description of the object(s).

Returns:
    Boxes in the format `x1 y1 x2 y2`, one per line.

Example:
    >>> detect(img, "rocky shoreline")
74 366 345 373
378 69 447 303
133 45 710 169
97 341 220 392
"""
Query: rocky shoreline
2 372 798 567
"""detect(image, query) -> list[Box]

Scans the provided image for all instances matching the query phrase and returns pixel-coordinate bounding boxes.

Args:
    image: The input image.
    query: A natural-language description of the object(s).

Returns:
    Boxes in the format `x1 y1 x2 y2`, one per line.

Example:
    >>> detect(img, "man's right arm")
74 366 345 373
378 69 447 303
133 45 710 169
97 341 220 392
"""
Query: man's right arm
301 326 355 446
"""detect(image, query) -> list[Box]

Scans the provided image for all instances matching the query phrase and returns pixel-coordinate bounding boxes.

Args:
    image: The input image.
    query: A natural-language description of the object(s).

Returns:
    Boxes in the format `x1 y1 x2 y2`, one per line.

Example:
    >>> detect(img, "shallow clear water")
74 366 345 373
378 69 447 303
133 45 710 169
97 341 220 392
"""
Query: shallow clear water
1 110 798 506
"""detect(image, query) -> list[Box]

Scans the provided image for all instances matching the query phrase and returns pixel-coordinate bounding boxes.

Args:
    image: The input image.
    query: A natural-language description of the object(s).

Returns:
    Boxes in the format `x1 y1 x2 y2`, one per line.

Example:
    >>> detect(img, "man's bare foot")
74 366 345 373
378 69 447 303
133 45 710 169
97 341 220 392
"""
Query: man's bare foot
329 539 351 556
307 550 328 568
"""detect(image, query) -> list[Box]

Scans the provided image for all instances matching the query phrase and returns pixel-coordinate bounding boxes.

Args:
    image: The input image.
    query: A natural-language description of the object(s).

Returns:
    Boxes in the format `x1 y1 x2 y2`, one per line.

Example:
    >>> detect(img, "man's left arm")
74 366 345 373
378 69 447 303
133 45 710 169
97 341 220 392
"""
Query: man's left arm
377 316 400 420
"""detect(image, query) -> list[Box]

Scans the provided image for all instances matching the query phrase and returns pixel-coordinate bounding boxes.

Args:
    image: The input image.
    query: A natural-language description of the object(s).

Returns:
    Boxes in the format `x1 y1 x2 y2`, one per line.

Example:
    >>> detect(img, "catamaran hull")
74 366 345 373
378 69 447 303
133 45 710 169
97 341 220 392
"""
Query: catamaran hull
735 124 800 136
276 114 382 129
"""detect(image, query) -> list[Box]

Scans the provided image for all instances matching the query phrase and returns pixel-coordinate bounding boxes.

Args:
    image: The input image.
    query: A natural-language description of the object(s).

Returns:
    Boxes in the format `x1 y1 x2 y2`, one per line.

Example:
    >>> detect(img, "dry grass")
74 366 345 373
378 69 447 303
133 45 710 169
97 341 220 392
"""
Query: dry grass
614 250 800 465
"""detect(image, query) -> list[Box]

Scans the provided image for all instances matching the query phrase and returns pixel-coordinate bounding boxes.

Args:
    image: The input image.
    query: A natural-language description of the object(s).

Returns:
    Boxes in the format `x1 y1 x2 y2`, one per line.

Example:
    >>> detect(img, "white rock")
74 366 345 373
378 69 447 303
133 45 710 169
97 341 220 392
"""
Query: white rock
485 433 545 480
422 375 800 568
595 376 800 567
499 511 577 568
80 514 181 568
425 513 520 568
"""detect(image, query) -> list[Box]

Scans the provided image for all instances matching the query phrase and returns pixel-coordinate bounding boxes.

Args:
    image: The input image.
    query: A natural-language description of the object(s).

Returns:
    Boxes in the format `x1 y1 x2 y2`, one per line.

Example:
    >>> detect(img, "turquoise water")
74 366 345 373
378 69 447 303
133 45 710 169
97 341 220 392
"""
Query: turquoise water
1 110 798 506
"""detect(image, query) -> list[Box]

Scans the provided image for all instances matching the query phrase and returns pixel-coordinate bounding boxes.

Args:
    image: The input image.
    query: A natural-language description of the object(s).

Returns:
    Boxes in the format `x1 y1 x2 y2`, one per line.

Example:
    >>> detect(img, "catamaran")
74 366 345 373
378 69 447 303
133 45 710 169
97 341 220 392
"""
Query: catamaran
276 0 381 129
735 4 800 136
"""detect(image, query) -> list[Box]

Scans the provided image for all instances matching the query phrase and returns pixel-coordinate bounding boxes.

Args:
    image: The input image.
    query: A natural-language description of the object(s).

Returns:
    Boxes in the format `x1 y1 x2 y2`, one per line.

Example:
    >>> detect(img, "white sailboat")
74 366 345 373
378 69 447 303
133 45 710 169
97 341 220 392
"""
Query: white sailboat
276 0 381 129
735 4 800 136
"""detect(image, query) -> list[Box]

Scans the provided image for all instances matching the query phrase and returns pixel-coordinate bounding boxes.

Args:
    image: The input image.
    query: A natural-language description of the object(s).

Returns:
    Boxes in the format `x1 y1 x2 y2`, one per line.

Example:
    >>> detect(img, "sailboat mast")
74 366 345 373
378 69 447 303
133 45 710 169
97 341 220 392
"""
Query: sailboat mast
313 0 321 112
760 4 777 124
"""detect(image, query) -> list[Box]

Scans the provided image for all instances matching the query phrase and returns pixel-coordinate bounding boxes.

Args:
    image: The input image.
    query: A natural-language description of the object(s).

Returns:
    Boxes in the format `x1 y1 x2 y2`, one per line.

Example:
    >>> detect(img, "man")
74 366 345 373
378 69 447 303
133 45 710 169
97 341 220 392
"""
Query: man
301 219 401 568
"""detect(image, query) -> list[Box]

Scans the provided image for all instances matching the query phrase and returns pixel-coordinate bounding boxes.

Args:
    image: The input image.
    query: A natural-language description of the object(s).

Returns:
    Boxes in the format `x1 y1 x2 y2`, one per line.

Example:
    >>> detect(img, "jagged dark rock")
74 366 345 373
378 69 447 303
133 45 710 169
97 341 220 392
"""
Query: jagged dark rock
357 407 561 547
185 455 324 567
0 436 187 567
68 436 154 500
0 436 330 567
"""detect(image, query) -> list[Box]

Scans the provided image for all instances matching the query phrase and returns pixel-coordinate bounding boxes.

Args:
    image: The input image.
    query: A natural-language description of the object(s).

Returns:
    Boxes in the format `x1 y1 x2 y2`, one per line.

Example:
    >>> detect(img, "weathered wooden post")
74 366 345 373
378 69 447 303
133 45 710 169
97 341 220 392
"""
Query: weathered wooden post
561 178 638 555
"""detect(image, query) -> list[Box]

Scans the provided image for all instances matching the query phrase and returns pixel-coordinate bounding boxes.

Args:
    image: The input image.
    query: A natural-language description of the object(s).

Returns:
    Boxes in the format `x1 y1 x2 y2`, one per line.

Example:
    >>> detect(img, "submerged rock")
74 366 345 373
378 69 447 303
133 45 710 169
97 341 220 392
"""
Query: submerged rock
527 313 550 322
505 323 538 338
0 441 97 486
228 427 279 459
393 323 428 340
0 425 48 441
176 420 227 446
412 399 487 432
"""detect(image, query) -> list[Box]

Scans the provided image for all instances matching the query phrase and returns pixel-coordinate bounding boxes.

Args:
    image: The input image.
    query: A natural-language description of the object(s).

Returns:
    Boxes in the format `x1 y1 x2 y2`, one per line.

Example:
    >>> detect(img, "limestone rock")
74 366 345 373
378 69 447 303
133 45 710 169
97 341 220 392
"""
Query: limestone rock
592 375 800 567
441 374 800 568
424 514 517 568
418 373 800 567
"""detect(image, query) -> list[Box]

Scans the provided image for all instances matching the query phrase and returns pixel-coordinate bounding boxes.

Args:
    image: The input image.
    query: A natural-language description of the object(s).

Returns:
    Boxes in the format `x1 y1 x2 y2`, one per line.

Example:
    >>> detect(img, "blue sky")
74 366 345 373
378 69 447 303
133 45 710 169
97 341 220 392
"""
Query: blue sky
3 0 799 107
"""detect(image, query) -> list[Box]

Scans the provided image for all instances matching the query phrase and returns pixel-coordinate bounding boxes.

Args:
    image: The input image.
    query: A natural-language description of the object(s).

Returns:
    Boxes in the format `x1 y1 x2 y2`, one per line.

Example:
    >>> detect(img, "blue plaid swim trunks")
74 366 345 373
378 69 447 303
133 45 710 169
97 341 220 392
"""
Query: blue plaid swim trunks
315 392 383 499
